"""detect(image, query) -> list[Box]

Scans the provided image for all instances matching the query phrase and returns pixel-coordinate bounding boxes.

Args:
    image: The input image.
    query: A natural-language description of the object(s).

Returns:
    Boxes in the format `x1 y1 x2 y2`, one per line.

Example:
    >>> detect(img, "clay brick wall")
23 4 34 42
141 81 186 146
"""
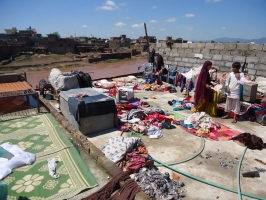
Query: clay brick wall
150 42 266 77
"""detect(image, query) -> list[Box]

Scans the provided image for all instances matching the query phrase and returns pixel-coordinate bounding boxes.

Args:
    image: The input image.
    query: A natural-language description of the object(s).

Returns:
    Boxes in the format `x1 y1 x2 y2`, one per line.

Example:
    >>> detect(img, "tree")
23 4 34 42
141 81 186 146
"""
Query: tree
52 32 61 38
176 38 183 40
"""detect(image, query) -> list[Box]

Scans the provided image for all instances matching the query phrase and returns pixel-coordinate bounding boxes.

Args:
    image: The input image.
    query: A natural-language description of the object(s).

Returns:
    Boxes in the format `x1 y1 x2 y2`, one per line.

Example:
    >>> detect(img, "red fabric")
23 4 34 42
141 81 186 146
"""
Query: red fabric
144 113 173 123
194 61 212 107
177 121 241 141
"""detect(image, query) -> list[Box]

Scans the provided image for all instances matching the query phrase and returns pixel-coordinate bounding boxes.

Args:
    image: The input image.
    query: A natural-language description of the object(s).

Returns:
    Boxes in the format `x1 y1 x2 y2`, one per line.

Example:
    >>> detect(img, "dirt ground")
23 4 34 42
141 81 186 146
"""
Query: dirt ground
1 53 149 88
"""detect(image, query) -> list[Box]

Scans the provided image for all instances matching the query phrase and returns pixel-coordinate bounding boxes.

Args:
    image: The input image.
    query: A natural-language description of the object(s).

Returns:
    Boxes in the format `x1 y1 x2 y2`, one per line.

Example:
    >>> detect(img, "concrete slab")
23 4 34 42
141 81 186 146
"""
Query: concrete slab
86 80 266 200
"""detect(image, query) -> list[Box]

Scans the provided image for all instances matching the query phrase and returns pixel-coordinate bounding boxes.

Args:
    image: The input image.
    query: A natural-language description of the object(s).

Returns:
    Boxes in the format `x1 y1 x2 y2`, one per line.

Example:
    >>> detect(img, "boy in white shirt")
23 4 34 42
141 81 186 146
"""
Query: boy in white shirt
221 62 247 123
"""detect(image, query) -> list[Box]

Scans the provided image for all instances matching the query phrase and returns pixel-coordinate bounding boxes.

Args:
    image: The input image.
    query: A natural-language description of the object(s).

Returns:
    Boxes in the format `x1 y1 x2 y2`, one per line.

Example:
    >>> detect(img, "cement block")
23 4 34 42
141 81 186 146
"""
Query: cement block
177 48 185 53
246 57 259 64
233 56 246 63
259 57 266 64
203 54 212 60
187 52 195 58
249 44 263 51
220 66 231 72
225 43 237 50
173 43 182 48
212 55 223 61
182 43 189 48
247 69 256 75
205 43 215 49
171 48 178 53
209 49 220 55
254 64 266 70
256 51 266 57
156 43 162 48
256 70 266 77
236 43 250 50
173 53 180 57
212 60 225 66
168 57 175 61
182 58 189 62
165 52 170 56
242 50 256 57
165 47 171 52
219 50 231 55
247 63 255 69
161 43 167 48
197 43 206 49
172 61 178 66
193 48 201 53
230 50 242 56
179 52 188 57
225 62 234 67
177 62 186 67
197 59 205 64
188 43 197 48
158 48 165 52
189 58 198 63
193 63 201 68
201 49 210 54
174 57 182 61
214 43 225 50
185 63 193 67
223 55 233 61
185 48 193 53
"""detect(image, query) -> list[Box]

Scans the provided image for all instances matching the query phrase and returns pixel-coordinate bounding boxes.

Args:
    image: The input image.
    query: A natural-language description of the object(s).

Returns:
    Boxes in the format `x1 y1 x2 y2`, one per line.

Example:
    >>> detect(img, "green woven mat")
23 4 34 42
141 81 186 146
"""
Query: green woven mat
0 113 98 200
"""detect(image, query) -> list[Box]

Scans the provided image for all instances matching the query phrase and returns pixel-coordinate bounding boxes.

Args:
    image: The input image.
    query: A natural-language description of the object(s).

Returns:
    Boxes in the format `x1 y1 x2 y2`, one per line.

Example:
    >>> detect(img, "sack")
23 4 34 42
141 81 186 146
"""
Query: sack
72 70 93 88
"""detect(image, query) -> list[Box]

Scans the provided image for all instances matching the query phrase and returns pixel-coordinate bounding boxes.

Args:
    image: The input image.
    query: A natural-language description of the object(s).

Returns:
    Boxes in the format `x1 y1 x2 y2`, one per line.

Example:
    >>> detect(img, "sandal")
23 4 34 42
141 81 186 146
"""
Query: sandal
221 115 230 119
231 119 237 123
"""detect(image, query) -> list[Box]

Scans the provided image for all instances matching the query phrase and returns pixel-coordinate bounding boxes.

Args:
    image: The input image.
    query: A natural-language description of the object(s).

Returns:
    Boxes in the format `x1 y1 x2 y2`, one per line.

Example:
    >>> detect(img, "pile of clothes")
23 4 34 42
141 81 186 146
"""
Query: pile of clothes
117 103 176 139
131 167 186 199
101 136 152 172
179 112 220 134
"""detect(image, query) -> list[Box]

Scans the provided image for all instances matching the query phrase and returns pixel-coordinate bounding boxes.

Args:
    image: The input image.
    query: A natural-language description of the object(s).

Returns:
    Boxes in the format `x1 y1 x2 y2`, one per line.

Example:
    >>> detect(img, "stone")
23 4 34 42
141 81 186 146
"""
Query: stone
246 57 259 64
254 64 266 70
249 44 263 51
214 43 225 50
236 43 250 50
225 43 237 50
182 43 189 48
233 56 246 63
259 57 266 64
188 43 197 48
223 55 233 61
212 55 223 61
205 43 215 49
196 43 206 49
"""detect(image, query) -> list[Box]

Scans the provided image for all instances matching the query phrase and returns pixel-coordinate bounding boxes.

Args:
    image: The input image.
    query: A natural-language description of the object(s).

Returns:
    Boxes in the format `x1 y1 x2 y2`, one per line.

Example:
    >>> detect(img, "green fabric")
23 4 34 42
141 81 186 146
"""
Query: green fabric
0 113 98 200
0 181 8 200
0 146 14 160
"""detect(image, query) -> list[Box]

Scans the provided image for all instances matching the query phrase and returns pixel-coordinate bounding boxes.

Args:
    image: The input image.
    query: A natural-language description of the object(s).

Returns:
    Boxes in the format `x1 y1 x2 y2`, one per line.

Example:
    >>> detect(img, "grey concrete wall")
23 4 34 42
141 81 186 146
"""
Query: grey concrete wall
150 42 266 77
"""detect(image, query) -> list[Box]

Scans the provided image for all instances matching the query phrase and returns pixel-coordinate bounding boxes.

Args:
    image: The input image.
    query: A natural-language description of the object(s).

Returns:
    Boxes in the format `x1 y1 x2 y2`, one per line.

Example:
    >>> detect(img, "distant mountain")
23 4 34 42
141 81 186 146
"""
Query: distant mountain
211 37 266 44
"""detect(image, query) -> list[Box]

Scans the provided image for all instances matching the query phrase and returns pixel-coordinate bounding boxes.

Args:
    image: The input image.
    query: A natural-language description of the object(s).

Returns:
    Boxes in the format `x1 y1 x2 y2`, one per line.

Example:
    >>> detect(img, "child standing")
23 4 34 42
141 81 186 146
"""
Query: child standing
222 62 247 123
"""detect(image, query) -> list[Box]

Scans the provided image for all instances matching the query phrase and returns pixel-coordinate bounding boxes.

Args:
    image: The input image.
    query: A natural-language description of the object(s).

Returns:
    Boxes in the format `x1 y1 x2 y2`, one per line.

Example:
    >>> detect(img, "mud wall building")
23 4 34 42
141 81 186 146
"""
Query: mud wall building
150 42 266 77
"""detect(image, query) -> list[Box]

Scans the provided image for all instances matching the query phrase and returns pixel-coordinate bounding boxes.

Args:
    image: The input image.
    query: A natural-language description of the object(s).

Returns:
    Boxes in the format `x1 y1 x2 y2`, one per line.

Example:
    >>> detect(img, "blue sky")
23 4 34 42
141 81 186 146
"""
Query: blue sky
0 0 265 41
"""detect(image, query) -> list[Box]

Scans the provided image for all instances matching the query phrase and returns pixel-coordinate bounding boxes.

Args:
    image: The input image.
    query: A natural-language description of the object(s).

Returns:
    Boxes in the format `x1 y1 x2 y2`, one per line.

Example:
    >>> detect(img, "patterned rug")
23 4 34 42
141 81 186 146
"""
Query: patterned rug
177 121 242 141
0 113 98 200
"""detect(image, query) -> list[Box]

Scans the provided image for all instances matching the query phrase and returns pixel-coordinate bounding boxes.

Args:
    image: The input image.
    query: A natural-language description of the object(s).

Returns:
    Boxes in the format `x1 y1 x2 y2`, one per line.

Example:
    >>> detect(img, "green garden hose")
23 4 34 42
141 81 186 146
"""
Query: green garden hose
155 136 205 167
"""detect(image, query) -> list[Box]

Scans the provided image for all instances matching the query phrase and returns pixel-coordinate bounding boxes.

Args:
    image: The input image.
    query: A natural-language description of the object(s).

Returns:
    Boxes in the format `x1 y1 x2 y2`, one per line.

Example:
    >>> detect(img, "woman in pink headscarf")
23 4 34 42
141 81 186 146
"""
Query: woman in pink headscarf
192 61 213 113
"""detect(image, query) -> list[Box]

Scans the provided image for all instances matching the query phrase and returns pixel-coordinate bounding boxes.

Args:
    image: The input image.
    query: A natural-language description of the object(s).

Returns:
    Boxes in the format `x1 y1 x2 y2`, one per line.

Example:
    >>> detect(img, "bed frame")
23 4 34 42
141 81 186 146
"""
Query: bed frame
0 72 40 113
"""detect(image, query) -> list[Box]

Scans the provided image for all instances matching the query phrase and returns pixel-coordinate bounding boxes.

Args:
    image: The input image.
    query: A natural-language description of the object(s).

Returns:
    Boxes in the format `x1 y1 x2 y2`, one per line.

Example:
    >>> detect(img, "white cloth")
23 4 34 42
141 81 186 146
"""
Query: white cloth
224 98 240 114
0 142 35 180
225 72 247 99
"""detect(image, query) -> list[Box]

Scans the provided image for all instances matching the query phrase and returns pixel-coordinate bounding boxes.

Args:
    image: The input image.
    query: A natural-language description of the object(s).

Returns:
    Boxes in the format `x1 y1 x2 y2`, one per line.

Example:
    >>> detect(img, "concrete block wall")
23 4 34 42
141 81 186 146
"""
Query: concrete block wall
150 43 266 77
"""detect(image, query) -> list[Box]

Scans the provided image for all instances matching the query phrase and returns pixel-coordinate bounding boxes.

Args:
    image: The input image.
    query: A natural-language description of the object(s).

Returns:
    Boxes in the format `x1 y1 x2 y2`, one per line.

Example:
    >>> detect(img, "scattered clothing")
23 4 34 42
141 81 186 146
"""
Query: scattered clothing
48 158 60 179
0 142 35 180
231 133 266 150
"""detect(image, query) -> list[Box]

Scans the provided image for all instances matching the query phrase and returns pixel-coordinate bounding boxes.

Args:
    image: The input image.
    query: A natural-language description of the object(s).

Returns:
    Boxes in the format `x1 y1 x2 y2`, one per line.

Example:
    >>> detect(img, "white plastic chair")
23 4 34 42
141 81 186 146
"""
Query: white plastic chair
137 63 154 78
